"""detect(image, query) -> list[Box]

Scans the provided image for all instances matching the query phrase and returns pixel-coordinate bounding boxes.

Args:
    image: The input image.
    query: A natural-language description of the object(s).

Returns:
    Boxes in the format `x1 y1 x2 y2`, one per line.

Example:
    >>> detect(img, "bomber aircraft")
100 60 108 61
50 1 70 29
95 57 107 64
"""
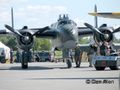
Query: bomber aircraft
2 6 120 69
4 12 92 69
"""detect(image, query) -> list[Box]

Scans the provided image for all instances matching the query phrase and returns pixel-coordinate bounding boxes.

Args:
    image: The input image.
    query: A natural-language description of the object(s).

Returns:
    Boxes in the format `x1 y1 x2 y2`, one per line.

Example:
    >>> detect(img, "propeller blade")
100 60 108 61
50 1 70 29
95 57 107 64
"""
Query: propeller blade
84 23 104 35
113 27 120 33
33 26 50 36
5 24 23 36
99 24 107 28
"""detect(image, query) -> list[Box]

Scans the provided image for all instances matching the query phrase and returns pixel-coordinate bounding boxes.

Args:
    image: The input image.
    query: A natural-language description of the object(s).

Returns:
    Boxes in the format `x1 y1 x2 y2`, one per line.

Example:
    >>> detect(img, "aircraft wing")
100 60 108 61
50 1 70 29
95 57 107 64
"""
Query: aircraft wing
89 12 120 19
79 44 91 52
33 26 93 38
77 27 93 37
0 29 9 34
33 28 58 39
113 43 120 50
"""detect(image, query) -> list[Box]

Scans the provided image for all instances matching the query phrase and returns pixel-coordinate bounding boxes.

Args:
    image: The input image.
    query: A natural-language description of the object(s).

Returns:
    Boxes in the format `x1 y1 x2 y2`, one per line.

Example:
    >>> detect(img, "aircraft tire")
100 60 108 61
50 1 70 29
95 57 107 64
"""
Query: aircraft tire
109 61 119 70
66 59 72 68
22 62 28 69
95 66 105 70
109 66 119 70
21 51 28 69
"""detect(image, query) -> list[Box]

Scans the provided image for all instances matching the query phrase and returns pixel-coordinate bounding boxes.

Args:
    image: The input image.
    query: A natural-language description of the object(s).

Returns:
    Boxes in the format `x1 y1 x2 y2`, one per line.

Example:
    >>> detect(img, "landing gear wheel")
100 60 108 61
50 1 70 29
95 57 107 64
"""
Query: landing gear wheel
109 61 119 70
109 66 119 70
22 61 28 69
95 66 105 70
66 59 72 68
21 51 28 69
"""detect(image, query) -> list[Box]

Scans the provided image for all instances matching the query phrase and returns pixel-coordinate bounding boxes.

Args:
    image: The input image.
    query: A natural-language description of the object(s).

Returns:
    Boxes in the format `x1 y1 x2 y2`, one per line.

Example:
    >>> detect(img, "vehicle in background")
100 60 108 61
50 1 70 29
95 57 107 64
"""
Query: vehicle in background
93 52 120 70
0 42 10 63
0 47 10 63
34 51 52 62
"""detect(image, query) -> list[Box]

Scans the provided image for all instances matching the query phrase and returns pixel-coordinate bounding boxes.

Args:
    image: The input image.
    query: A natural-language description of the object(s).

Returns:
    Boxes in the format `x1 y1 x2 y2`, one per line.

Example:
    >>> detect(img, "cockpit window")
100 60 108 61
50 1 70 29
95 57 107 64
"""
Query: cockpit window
59 20 71 25
59 21 67 24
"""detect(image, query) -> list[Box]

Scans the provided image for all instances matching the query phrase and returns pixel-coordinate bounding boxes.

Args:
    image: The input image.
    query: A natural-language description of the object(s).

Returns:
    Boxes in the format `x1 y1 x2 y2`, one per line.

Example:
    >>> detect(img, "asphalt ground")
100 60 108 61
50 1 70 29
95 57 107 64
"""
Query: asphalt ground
0 62 119 90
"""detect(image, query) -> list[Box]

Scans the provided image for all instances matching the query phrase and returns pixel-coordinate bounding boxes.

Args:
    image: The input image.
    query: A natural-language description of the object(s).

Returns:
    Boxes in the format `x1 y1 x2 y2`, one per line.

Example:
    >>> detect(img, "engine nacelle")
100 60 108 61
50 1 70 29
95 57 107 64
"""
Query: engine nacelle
94 27 114 45
17 30 34 50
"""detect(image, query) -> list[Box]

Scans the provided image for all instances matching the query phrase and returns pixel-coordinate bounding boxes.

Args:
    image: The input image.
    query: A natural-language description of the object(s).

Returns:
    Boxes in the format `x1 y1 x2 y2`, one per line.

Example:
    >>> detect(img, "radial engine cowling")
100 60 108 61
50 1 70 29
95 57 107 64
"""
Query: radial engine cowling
17 30 34 50
94 27 114 45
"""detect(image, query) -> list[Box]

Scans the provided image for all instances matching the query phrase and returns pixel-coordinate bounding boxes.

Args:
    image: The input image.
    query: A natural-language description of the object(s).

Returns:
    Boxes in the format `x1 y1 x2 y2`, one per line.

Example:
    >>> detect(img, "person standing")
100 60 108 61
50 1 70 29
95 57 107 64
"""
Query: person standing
88 44 97 67
10 48 13 63
74 43 82 67
98 41 112 56
16 48 21 62
69 49 74 62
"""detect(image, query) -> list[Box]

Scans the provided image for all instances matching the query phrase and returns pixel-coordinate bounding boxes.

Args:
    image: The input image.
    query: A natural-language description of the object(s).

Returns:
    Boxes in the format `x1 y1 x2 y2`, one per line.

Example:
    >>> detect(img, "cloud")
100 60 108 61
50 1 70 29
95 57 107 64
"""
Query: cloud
22 5 67 14
74 18 86 27
14 5 67 21
0 0 29 22
0 2 68 28
14 5 68 27
0 0 28 6
0 11 10 22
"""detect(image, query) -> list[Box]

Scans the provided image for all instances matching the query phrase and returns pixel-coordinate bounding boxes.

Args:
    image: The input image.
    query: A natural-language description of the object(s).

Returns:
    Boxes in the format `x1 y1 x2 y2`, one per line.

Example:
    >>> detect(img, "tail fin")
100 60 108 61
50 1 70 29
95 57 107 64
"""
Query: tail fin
11 7 14 29
94 5 98 28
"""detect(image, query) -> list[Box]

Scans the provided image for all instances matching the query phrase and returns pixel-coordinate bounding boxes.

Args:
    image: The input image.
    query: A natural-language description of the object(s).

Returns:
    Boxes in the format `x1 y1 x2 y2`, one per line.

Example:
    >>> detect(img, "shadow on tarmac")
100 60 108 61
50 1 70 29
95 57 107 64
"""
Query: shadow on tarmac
0 66 115 71
0 66 54 70
0 66 93 71
10 66 54 70
26 77 119 80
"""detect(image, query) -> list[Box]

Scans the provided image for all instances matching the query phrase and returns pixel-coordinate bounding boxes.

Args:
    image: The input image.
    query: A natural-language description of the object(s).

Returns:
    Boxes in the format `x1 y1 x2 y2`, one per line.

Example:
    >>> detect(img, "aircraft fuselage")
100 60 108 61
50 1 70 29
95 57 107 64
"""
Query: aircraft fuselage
51 18 78 50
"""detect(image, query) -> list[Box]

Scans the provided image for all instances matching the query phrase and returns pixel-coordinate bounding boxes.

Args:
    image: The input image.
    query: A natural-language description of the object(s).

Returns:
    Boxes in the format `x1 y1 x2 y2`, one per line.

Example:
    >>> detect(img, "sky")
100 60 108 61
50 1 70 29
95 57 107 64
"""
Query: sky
0 0 120 38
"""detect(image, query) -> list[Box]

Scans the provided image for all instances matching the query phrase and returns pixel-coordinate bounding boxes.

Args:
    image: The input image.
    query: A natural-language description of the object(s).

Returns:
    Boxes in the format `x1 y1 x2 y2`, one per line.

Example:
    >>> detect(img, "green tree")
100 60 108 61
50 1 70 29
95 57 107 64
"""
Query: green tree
33 38 51 51
79 37 90 44
113 37 120 43
0 35 17 50
0 35 51 51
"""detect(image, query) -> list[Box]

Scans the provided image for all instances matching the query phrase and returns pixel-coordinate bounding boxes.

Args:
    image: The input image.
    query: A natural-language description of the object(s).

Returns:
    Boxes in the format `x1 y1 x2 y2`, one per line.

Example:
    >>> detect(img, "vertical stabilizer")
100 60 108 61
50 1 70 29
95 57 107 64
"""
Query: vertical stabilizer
11 7 14 29
94 5 98 28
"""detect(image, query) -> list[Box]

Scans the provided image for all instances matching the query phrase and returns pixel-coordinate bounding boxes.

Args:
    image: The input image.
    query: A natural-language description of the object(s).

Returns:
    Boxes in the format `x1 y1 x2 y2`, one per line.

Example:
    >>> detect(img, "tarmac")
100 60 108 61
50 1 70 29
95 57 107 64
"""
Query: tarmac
0 62 119 90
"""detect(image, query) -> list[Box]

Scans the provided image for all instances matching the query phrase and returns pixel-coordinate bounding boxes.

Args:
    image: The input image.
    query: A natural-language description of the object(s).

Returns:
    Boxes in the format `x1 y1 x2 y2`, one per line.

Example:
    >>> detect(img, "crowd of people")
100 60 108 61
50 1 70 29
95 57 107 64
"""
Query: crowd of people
0 41 119 68
73 41 117 68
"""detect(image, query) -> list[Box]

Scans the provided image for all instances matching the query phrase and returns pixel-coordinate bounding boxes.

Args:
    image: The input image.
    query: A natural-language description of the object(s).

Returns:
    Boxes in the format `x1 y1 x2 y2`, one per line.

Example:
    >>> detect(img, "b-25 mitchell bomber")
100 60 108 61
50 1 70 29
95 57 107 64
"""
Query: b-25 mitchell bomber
3 6 120 69
4 13 91 69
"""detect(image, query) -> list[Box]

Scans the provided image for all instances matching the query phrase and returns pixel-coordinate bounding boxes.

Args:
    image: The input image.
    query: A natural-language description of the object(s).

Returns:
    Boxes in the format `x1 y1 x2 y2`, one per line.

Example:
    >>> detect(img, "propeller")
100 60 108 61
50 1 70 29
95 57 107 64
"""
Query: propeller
84 23 114 43
84 23 104 35
5 24 23 36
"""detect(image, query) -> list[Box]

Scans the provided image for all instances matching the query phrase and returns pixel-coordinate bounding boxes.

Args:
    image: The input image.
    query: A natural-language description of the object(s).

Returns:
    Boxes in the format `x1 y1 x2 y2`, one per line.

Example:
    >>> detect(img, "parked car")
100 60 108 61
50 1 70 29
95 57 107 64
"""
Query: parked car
34 51 52 62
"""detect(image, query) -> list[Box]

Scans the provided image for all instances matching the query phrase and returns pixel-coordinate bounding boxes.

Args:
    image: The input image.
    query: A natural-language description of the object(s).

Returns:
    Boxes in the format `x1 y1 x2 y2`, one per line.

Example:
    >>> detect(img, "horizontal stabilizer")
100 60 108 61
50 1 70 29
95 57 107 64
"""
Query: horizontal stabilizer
89 12 120 19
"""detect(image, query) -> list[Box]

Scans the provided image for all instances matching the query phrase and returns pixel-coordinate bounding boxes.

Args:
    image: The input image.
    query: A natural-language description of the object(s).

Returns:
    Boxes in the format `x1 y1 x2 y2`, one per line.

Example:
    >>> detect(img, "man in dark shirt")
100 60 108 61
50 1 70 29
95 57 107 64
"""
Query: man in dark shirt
99 41 114 56
100 42 107 56
74 44 82 67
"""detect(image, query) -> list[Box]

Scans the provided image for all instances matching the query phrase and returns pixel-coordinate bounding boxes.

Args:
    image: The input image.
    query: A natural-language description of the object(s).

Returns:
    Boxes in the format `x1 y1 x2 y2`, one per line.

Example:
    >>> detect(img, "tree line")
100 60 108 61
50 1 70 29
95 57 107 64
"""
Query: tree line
0 35 51 51
0 35 120 51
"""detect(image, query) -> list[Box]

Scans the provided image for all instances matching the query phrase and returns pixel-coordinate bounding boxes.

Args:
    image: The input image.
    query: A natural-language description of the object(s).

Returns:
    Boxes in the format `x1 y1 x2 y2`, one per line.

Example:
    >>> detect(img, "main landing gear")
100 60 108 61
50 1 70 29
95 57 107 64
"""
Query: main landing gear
66 58 72 68
21 50 32 69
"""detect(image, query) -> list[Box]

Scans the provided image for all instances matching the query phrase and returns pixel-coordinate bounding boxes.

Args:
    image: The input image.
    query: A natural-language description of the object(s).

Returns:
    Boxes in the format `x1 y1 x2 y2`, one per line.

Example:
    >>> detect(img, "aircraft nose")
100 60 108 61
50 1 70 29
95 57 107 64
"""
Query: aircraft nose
62 24 73 30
